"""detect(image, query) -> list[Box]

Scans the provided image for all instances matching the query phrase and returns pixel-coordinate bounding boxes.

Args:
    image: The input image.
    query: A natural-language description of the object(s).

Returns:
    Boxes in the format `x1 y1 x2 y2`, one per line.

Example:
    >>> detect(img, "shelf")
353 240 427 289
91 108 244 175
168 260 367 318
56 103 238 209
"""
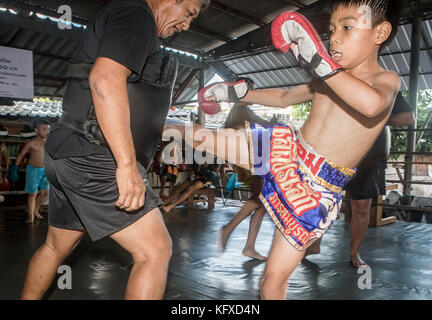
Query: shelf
0 139 27 143
0 191 27 195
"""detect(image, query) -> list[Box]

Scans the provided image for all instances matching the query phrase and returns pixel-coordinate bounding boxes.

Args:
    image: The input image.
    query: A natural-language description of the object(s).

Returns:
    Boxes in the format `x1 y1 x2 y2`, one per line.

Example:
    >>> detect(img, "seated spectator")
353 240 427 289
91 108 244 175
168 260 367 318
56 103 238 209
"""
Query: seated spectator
161 162 218 213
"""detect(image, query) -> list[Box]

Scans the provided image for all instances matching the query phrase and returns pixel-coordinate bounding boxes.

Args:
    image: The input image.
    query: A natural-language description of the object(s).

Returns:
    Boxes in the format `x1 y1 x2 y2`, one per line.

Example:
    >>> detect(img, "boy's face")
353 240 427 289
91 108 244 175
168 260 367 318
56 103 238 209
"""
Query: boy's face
35 124 50 138
328 5 384 70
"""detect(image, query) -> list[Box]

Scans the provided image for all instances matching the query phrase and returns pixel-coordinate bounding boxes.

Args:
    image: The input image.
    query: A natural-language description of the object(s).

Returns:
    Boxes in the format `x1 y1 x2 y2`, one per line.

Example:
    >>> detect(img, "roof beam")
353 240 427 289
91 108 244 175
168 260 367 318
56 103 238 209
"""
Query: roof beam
172 69 199 103
189 25 232 43
0 10 84 41
208 61 238 82
209 1 266 27
100 0 232 43
282 0 306 9
0 0 90 25
34 83 61 89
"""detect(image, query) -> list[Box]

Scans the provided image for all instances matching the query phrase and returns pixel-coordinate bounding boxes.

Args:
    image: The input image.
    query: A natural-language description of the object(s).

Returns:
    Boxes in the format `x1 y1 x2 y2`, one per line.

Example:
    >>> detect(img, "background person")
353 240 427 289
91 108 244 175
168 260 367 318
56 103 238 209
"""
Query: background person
14 121 50 223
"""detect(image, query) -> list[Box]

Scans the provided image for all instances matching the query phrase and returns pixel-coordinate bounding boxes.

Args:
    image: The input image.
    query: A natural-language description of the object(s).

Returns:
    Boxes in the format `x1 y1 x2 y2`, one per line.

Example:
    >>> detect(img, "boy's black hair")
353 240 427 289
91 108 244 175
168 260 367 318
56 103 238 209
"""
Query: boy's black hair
329 0 402 49
33 119 50 129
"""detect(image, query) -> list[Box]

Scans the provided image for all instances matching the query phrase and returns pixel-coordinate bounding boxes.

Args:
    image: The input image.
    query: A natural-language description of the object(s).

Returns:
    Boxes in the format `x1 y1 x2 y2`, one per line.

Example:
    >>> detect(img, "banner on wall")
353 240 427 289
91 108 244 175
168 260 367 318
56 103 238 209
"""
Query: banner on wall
0 45 34 100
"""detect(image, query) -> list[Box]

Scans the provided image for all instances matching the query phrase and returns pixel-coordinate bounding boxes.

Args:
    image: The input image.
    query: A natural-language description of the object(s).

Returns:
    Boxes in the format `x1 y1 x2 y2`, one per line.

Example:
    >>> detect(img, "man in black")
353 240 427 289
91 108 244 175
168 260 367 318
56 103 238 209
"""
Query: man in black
22 0 209 300
345 91 415 267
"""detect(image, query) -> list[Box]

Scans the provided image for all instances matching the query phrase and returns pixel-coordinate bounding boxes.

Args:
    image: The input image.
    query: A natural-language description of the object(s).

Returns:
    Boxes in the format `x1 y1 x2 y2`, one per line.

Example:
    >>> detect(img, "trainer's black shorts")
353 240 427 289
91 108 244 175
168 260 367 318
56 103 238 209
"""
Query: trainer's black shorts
45 152 163 241
344 160 386 200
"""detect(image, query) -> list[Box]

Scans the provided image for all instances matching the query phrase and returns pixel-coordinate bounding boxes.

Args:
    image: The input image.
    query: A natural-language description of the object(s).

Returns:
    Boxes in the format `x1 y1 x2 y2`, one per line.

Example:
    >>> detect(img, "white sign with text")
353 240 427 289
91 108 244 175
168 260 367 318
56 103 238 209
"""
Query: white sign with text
0 46 34 100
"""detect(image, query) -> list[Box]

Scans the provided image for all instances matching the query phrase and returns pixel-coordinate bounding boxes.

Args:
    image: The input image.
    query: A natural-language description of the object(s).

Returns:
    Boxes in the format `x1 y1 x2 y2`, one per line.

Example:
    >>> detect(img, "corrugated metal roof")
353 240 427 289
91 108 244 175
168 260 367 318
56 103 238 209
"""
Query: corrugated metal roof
219 20 432 91
1 0 431 104
0 98 62 117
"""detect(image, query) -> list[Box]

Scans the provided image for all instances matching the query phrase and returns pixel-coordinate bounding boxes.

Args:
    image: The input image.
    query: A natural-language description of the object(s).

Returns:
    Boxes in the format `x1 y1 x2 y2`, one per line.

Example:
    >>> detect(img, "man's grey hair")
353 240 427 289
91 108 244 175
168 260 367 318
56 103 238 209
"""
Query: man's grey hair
176 0 211 10
200 0 211 9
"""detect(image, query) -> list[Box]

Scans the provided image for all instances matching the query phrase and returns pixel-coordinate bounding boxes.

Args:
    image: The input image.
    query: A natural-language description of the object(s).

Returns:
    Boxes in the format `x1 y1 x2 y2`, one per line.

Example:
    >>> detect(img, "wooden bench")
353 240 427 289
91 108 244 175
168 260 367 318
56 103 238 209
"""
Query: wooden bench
188 187 215 209
344 184 398 227
369 195 397 227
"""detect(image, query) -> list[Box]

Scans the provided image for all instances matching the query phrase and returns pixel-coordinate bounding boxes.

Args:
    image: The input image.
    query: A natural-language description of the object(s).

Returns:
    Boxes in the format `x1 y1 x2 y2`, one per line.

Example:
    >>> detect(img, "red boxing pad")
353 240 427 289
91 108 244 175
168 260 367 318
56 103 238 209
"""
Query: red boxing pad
198 85 222 115
200 101 221 115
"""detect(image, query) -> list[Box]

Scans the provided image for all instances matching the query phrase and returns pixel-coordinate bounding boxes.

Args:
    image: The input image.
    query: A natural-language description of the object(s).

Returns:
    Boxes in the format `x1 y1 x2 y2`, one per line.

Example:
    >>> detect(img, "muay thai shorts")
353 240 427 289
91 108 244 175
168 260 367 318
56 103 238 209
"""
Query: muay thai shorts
245 122 356 250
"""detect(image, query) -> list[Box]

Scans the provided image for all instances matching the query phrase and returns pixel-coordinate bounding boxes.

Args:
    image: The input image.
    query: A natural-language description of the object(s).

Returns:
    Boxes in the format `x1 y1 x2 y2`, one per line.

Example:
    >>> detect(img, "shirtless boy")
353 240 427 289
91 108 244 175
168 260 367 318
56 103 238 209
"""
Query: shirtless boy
193 0 401 299
15 121 51 223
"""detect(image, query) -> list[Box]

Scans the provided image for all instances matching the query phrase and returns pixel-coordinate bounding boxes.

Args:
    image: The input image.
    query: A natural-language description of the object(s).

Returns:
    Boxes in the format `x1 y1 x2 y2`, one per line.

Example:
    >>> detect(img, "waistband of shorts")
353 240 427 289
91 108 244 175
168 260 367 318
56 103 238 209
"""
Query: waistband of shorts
26 164 44 170
296 129 356 193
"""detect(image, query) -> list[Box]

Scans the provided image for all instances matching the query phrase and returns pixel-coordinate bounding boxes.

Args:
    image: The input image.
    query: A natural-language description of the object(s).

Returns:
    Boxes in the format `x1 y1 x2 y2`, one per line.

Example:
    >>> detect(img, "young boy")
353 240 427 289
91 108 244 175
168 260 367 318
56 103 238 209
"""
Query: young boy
15 120 51 223
195 0 401 299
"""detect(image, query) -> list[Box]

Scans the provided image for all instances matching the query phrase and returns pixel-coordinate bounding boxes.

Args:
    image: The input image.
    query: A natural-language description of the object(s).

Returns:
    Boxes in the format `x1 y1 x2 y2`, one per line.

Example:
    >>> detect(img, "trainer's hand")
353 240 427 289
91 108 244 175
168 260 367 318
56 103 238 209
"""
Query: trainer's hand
115 164 146 212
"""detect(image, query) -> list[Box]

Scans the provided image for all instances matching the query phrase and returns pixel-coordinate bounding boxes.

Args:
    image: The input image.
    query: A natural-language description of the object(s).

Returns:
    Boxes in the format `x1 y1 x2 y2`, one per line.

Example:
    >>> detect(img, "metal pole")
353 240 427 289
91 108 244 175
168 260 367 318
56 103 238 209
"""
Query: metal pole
198 68 206 126
404 0 422 195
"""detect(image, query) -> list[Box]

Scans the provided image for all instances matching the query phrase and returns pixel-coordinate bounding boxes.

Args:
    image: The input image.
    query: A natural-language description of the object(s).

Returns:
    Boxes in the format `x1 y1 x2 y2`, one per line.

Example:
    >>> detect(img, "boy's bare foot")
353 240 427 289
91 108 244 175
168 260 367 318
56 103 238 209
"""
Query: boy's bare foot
34 211 44 219
219 225 229 252
349 254 367 268
25 219 34 223
242 248 267 261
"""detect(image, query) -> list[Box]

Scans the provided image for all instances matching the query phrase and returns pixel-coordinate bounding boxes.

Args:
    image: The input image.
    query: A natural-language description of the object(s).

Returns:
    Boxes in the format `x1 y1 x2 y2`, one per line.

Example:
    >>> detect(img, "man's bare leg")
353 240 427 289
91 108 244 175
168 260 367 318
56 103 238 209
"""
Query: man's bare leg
21 227 84 299
162 181 204 213
349 198 371 267
242 206 267 261
110 208 172 299
162 180 193 206
25 193 38 223
169 182 175 196
159 175 167 198
260 230 306 300
34 190 48 219
220 199 261 251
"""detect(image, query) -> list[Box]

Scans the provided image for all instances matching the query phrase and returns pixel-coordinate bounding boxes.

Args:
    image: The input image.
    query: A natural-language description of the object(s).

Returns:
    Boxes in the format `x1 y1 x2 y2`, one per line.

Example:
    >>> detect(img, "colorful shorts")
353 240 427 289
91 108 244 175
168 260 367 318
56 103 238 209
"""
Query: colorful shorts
245 122 356 250
25 164 50 194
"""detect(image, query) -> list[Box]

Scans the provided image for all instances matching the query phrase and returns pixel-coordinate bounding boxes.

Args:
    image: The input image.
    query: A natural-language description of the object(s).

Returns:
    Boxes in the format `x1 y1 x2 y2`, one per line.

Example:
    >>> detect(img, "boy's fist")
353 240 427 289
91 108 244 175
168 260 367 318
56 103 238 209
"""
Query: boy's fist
271 11 343 79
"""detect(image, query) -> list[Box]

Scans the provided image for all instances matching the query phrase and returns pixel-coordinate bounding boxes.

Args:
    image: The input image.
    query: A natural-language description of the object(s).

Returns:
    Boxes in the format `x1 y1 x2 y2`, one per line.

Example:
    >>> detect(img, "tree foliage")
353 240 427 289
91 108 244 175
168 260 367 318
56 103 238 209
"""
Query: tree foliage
391 90 432 156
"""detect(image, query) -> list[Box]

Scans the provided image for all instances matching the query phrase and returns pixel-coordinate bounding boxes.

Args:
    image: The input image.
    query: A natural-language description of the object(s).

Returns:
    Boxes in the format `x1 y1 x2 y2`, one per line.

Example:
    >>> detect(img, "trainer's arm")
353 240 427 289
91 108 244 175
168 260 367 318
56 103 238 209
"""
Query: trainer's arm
325 70 401 118
242 83 314 108
89 57 145 211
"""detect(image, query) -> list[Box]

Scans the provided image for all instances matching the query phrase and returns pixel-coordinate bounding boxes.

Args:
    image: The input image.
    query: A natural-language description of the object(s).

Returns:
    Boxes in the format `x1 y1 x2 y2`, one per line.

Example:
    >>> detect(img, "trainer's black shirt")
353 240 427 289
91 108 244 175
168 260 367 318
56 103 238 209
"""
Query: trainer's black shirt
46 0 163 159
